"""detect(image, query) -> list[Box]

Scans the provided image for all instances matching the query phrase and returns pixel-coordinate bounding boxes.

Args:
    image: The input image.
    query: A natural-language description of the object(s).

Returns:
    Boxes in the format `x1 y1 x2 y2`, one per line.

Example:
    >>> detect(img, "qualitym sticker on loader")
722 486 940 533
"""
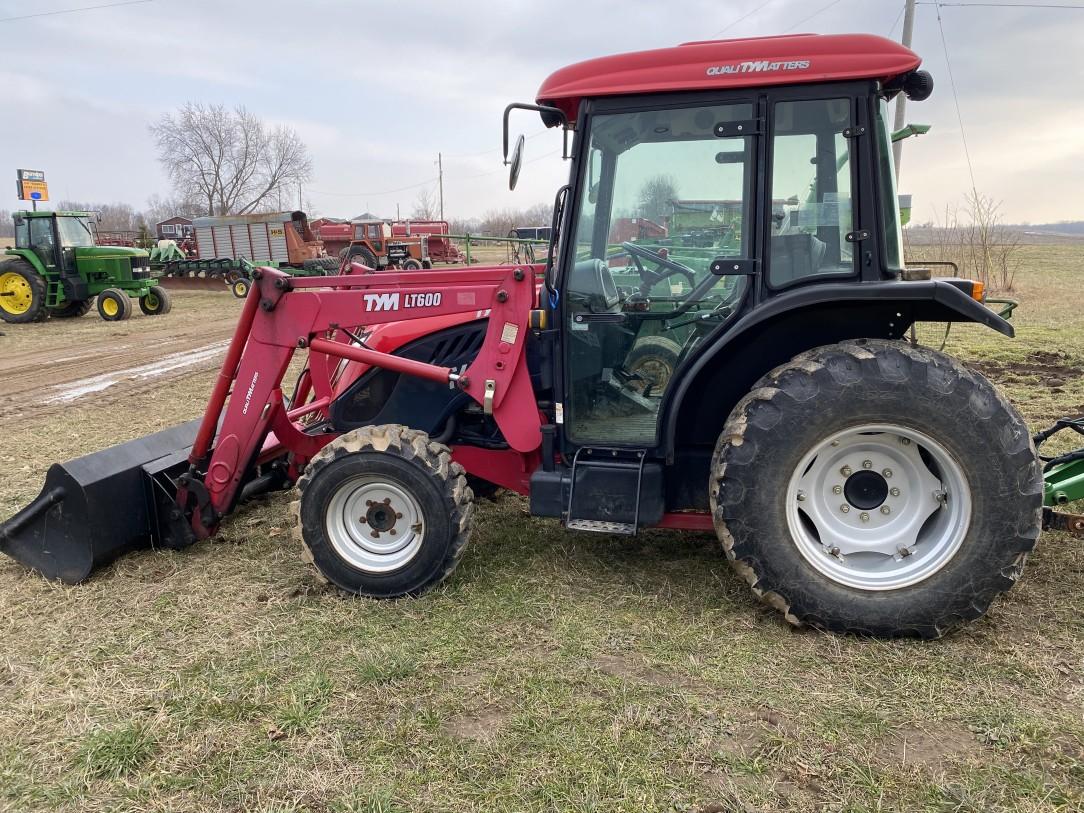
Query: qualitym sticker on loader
3 33 1082 639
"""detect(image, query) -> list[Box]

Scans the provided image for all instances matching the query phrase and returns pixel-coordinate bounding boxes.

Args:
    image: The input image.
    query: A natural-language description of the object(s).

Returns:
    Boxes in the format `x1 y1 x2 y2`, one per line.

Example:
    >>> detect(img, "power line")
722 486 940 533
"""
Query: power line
783 0 847 32
934 3 980 197
711 1 776 36
887 3 907 36
440 129 548 160
0 0 155 23
918 2 1083 7
312 176 439 198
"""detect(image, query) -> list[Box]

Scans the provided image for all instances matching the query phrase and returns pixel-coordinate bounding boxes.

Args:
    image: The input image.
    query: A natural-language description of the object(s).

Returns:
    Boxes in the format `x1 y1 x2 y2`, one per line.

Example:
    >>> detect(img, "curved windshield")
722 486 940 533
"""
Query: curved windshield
56 216 96 248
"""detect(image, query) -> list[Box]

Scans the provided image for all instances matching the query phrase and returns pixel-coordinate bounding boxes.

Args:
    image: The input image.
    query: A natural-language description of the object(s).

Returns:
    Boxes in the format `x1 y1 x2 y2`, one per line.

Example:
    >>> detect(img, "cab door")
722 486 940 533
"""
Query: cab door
559 99 757 448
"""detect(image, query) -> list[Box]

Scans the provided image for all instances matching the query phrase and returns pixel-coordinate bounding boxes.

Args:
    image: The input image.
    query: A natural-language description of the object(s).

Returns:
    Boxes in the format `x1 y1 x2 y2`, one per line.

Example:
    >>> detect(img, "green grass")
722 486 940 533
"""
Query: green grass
0 245 1082 812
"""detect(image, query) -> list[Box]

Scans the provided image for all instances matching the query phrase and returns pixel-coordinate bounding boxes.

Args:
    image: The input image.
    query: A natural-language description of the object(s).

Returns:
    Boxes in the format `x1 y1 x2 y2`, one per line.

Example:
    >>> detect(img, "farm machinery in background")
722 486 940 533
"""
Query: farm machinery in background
3 33 1083 642
0 210 171 323
154 211 339 298
313 218 465 269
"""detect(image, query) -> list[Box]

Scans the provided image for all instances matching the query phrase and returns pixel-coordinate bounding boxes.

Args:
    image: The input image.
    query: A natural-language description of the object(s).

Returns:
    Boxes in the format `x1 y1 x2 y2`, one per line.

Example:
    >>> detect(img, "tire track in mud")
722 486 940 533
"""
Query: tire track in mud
0 321 237 424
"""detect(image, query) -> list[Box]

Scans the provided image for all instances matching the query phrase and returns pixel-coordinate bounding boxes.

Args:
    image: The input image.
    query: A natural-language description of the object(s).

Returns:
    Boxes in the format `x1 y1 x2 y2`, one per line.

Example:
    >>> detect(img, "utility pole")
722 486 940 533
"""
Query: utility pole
892 0 917 179
437 152 444 221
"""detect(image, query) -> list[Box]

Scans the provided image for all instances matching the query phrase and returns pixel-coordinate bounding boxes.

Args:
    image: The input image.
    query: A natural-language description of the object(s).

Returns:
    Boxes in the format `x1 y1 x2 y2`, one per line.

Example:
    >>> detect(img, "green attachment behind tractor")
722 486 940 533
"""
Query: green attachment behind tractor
1036 418 1084 536
0 210 171 324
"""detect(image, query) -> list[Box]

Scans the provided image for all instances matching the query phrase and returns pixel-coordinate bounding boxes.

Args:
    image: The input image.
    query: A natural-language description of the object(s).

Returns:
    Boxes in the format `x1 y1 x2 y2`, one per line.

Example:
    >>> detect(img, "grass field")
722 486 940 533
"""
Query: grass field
1 245 1082 812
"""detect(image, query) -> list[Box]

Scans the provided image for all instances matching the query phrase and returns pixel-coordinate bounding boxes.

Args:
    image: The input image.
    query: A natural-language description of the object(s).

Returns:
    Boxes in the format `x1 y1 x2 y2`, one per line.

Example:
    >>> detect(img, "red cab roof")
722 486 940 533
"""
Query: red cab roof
536 33 921 122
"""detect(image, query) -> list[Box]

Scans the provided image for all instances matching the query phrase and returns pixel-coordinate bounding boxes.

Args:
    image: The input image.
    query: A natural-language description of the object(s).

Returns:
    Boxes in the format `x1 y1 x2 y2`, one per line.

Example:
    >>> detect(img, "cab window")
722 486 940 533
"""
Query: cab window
768 98 855 286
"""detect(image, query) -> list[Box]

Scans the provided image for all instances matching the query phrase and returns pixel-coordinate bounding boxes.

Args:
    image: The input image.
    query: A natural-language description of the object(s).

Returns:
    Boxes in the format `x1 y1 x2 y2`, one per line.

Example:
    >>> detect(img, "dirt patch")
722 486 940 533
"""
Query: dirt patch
968 350 1084 388
443 707 510 743
592 653 704 692
874 724 982 770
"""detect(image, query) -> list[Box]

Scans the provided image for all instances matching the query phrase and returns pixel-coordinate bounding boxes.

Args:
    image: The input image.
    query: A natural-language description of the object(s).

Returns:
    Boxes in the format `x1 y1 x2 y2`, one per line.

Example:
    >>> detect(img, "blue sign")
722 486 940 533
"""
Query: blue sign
30 191 41 200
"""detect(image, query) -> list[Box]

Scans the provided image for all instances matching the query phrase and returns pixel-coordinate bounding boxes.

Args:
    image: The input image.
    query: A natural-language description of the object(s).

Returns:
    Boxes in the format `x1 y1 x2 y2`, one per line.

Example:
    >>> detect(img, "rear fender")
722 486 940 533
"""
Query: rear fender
661 279 1013 458
4 248 48 276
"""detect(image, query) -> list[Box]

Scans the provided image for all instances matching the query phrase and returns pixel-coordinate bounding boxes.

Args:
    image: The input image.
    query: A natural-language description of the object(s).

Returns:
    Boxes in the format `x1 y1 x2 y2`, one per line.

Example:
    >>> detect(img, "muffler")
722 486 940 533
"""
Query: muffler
0 420 201 583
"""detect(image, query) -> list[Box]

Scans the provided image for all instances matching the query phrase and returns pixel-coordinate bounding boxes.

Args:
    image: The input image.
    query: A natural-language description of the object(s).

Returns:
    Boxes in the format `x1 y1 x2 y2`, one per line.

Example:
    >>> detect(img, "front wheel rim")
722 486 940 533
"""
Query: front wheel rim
101 297 119 317
785 423 971 591
325 475 425 573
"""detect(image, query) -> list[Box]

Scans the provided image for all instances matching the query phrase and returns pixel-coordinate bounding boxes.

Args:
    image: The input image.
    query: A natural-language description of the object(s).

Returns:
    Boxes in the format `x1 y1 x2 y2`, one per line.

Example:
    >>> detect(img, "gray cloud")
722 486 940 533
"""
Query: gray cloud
1 0 1080 222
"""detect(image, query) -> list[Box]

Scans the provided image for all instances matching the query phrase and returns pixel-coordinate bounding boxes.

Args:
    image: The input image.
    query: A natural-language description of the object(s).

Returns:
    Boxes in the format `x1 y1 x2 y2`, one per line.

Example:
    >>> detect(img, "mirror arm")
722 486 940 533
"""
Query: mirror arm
502 102 569 163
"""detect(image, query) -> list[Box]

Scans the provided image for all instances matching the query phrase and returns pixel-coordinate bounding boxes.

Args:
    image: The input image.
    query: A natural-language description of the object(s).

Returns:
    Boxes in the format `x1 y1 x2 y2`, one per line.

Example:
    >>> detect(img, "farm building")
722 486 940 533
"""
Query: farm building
156 216 194 240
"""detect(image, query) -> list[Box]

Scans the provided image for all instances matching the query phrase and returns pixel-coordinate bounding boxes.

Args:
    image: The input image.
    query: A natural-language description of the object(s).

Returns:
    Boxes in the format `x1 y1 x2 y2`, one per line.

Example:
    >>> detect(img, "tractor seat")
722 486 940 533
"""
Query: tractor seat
768 233 828 284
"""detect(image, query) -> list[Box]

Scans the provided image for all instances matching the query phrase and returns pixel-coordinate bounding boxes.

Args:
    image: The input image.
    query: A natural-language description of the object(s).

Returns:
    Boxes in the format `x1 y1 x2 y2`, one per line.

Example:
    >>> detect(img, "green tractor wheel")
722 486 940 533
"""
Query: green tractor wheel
49 299 95 319
139 285 173 316
0 259 49 324
96 288 133 322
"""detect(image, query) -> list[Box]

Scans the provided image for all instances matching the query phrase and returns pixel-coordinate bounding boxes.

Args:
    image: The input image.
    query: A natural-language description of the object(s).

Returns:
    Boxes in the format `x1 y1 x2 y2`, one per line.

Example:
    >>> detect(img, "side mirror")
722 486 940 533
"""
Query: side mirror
508 134 525 191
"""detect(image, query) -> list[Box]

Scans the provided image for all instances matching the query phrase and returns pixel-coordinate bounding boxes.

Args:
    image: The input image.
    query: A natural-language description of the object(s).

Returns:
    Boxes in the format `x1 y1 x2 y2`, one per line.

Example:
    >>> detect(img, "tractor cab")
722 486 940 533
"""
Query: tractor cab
14 211 98 274
504 34 940 464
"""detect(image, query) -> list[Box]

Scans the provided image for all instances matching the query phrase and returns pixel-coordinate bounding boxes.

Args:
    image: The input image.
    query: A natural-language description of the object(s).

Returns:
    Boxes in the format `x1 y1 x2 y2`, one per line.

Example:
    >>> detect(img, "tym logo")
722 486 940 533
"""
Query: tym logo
363 292 400 311
362 291 442 312
241 371 260 415
706 59 810 76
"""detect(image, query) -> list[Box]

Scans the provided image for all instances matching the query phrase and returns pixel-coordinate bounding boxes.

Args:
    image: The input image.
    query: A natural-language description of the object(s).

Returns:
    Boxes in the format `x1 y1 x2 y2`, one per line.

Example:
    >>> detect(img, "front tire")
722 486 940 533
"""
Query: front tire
96 288 132 321
401 258 422 271
292 425 474 597
138 285 172 316
231 279 251 299
710 339 1042 639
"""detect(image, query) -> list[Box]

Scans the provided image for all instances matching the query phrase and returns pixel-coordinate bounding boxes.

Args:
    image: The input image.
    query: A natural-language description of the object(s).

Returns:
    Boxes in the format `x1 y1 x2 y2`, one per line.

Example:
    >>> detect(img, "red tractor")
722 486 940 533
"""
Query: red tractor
2 34 1068 638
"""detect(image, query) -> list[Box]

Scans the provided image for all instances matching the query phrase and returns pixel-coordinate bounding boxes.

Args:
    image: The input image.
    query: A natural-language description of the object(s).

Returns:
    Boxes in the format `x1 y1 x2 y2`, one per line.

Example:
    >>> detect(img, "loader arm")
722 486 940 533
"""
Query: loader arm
179 265 543 540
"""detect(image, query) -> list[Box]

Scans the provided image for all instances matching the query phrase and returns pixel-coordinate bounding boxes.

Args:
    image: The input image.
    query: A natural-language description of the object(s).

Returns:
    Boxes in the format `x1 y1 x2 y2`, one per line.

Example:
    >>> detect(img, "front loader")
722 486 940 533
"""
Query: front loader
2 33 1079 638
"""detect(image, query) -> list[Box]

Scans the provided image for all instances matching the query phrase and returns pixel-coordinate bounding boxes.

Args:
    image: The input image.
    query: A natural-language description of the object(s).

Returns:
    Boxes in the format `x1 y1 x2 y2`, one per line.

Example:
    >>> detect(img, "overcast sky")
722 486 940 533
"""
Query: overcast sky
2 0 1082 224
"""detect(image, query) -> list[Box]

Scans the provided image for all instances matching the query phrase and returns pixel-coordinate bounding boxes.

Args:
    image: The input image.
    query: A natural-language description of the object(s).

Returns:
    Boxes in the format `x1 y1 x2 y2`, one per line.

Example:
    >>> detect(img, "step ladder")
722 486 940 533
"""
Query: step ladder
564 446 647 536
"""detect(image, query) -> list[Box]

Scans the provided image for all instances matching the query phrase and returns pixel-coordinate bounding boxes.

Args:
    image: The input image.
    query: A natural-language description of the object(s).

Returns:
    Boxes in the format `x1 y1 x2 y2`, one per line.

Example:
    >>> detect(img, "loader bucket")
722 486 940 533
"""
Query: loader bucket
0 420 200 583
156 275 231 293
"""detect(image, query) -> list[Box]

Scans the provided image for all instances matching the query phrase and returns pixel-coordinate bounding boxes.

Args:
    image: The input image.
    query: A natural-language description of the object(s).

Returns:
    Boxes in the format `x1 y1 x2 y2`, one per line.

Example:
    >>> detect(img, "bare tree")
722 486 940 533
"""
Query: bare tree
0 210 14 238
143 193 203 227
411 187 438 220
56 200 142 232
149 103 312 216
638 175 678 223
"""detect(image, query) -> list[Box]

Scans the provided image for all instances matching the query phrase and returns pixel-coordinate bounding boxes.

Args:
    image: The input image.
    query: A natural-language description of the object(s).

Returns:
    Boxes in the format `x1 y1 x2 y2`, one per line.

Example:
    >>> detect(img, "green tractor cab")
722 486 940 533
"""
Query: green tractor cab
0 210 171 324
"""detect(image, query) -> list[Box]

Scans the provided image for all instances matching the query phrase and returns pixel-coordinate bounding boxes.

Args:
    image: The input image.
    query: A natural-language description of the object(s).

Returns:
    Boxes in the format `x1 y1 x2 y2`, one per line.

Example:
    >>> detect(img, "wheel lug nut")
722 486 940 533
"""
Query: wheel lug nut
840 504 850 514
796 491 806 502
358 517 367 524
860 512 870 522
832 485 842 495
862 460 873 469
395 512 403 519
882 469 893 478
390 529 397 535
840 465 852 477
890 487 900 497
881 506 891 515
900 437 911 446
383 497 392 505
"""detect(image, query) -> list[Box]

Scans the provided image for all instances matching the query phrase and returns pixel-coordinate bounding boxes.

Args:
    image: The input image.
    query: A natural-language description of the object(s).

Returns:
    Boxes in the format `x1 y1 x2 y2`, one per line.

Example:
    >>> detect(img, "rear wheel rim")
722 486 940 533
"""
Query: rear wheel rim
325 475 425 573
0 272 32 314
785 423 971 591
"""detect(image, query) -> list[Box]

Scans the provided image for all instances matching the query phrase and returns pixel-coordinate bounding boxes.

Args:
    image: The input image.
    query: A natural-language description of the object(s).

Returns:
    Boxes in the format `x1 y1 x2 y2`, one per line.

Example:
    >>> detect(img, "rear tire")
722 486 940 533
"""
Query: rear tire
292 425 474 597
710 339 1043 639
346 246 378 270
96 288 132 321
0 259 49 323
49 298 94 319
138 285 172 316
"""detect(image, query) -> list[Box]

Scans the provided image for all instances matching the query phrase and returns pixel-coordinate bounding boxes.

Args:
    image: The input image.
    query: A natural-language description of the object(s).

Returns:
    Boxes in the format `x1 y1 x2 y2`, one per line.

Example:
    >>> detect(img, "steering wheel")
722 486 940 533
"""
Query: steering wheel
622 242 696 295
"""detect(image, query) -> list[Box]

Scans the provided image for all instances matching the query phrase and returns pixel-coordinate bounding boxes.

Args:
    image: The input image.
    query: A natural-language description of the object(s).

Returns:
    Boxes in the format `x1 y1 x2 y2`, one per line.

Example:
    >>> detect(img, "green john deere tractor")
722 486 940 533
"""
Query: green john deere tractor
0 210 171 324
